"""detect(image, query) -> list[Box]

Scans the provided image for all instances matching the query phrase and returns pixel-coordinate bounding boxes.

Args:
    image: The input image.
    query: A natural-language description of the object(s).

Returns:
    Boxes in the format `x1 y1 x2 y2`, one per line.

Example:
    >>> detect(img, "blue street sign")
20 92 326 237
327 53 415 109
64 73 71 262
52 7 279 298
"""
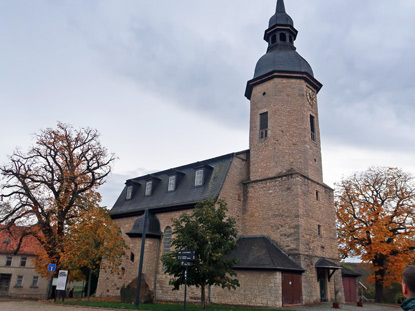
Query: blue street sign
48 264 56 272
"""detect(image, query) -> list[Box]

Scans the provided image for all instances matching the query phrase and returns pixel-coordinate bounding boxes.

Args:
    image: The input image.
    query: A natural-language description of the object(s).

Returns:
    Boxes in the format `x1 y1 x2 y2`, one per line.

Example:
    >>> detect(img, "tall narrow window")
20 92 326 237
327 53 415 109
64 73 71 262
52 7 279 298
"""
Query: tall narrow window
316 190 319 201
145 181 152 196
271 35 276 44
168 175 176 192
15 275 23 287
310 115 316 141
259 112 268 139
163 227 172 254
20 257 27 267
280 33 287 42
163 227 172 272
6 256 12 266
31 276 39 288
126 185 133 200
318 225 321 236
195 169 204 186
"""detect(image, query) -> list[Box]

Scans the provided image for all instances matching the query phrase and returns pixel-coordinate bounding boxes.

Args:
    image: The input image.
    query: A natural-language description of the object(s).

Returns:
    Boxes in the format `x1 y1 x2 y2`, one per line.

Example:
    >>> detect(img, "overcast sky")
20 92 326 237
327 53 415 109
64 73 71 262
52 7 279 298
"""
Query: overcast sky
1 0 414 208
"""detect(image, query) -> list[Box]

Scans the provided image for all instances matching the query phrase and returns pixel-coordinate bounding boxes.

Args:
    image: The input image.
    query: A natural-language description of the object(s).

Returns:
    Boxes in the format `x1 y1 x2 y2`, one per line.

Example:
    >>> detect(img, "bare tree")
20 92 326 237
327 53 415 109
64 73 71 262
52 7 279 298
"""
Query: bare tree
0 122 116 275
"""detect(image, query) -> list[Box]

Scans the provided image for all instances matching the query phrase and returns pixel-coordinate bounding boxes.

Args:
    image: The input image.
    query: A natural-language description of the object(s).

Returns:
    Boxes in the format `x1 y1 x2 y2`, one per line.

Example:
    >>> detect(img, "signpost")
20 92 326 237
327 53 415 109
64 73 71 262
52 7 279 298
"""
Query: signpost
178 250 196 311
56 270 68 302
46 264 56 299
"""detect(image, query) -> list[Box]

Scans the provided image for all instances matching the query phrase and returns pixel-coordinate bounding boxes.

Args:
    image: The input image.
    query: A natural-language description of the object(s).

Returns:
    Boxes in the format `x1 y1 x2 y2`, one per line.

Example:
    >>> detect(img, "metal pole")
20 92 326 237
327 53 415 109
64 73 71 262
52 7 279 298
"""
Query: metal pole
135 209 149 308
184 266 188 311
46 271 52 299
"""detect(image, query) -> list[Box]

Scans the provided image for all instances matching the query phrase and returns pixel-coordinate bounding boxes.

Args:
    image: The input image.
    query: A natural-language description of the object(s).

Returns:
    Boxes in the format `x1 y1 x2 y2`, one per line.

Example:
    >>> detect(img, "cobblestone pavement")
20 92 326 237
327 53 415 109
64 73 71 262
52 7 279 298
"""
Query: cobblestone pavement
0 300 401 311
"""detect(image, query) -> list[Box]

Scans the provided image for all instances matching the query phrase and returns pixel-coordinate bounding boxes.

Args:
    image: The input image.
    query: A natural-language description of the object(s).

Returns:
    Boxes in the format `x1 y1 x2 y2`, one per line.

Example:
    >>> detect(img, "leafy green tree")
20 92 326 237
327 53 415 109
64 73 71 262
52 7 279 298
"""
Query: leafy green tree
161 199 239 309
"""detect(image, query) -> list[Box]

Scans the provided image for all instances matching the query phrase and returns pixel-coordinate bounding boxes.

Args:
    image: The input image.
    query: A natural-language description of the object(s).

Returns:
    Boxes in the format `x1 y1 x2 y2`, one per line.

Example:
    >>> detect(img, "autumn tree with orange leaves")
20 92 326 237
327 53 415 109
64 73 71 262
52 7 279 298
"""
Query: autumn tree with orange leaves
0 122 124 281
335 167 415 302
60 205 126 297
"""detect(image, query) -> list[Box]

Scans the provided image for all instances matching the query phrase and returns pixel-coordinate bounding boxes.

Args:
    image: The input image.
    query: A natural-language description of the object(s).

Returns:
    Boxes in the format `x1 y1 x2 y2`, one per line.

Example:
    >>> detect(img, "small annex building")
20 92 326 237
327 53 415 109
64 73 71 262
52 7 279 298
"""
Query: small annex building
0 225 47 298
97 0 344 307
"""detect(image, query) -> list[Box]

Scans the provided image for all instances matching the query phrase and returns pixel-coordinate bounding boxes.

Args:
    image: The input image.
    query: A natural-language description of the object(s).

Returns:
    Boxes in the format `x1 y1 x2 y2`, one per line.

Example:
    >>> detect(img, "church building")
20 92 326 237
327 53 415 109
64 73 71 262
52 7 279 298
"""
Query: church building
97 0 344 307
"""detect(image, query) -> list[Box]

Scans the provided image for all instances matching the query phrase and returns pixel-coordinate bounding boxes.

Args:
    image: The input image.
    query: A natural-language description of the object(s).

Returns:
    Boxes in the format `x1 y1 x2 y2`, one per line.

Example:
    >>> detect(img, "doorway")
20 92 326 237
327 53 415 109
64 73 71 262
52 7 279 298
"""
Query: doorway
317 269 327 302
0 274 12 296
282 272 302 305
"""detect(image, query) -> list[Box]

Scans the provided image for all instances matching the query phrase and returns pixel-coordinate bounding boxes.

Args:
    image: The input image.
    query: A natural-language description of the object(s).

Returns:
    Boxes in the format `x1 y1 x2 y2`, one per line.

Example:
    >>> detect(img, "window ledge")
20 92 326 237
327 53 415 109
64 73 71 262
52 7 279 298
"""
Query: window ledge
14 285 23 288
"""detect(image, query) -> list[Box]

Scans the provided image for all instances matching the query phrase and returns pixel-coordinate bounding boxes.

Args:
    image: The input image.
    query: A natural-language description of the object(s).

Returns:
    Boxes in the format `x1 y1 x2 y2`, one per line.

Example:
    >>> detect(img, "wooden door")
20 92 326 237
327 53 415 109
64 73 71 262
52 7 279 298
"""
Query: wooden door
282 273 302 305
343 276 357 303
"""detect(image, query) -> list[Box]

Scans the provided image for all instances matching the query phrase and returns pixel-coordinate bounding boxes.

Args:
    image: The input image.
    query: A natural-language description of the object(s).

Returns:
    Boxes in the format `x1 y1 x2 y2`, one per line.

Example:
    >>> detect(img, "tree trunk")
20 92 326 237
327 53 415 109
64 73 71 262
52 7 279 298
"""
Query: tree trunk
375 281 384 303
201 285 206 309
87 269 92 301
373 256 386 303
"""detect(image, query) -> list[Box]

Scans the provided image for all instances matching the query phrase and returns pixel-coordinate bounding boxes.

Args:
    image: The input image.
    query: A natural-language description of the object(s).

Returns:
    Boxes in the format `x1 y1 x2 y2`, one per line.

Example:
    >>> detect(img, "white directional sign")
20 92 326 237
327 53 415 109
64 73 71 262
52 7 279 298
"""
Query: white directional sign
56 270 68 290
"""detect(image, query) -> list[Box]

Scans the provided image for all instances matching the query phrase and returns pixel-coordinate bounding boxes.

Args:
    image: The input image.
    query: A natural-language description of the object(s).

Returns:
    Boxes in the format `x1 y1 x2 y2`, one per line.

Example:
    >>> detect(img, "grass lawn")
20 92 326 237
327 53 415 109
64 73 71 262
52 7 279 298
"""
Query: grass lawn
60 300 284 311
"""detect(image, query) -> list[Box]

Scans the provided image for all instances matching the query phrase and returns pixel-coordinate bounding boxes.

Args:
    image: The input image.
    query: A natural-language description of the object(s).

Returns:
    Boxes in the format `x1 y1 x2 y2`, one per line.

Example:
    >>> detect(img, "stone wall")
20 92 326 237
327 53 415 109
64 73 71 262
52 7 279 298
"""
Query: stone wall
242 174 302 252
210 270 282 307
249 77 323 184
218 151 249 234
96 216 161 298
242 170 341 304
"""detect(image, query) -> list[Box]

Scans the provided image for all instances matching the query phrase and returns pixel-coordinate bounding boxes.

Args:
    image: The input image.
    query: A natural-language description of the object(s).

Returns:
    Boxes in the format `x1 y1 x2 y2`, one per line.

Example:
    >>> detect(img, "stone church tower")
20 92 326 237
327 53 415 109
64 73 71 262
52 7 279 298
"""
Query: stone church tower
97 0 344 307
243 0 342 304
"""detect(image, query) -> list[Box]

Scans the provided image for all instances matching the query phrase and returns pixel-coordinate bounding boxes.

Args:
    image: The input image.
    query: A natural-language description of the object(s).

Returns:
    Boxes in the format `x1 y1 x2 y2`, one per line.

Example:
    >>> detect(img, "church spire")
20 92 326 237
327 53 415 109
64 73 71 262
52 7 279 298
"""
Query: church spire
245 0 320 99
276 0 286 13
268 0 294 30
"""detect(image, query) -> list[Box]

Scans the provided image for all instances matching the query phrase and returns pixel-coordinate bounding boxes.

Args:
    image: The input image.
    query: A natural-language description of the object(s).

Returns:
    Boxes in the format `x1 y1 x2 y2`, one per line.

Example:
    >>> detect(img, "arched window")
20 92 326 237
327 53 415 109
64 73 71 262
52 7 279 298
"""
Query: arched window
163 227 172 254
280 33 287 42
162 227 172 272
271 35 276 45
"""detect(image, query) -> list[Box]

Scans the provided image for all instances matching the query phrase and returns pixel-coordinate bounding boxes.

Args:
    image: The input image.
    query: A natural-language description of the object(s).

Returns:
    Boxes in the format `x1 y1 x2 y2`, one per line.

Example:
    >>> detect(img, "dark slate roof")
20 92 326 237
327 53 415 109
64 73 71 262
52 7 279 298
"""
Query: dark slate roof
252 0 314 79
228 236 304 272
254 47 314 78
342 265 362 277
126 212 162 238
110 152 245 218
315 257 342 269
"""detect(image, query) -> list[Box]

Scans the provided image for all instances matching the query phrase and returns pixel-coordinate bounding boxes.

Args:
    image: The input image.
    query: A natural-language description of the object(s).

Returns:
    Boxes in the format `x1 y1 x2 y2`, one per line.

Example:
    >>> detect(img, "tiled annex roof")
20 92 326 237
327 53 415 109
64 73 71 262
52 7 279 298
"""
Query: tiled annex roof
228 236 304 272
110 151 248 218
0 225 41 256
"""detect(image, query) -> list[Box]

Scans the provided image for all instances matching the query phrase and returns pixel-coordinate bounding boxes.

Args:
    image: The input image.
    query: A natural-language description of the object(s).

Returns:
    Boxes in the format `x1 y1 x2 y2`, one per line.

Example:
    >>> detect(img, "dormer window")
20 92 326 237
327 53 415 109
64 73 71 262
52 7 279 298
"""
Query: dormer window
195 169 204 186
126 186 133 200
145 181 152 196
168 175 176 192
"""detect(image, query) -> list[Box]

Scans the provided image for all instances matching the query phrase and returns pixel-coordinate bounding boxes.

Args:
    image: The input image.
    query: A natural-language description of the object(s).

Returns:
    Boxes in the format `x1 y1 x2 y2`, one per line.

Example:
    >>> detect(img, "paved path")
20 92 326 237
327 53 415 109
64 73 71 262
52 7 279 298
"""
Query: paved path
0 300 401 311
283 302 400 310
0 300 129 311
